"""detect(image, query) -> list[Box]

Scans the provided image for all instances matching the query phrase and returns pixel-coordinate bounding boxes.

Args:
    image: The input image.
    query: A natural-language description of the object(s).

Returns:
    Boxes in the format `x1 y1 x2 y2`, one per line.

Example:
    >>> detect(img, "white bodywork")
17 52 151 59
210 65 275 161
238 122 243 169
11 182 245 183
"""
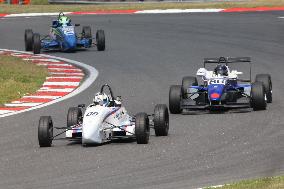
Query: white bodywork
66 104 135 145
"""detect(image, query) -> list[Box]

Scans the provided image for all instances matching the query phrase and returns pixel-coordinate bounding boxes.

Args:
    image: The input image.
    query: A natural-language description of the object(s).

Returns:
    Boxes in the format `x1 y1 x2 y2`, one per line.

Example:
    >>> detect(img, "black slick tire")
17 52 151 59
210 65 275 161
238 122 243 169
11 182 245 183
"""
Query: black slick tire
182 76 198 98
96 29 105 51
38 116 53 147
25 29 33 51
153 104 169 136
33 33 41 54
255 74 272 103
67 107 82 127
82 26 92 45
169 85 182 114
135 112 150 144
251 81 267 111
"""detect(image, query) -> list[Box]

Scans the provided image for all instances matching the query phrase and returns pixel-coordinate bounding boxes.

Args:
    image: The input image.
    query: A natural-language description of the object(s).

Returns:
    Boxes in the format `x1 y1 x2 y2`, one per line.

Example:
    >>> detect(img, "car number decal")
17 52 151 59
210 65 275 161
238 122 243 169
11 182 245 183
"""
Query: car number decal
86 112 98 116
209 79 226 85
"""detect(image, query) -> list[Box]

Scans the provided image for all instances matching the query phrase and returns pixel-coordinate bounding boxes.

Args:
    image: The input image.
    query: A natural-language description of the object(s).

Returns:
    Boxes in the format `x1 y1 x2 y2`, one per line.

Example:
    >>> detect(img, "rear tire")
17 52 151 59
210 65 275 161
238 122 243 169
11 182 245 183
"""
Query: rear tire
154 104 169 136
169 85 182 114
182 76 198 98
38 116 53 147
251 82 267 111
67 107 82 127
82 26 92 45
135 112 149 144
96 29 105 51
255 74 272 103
25 29 33 51
33 33 41 54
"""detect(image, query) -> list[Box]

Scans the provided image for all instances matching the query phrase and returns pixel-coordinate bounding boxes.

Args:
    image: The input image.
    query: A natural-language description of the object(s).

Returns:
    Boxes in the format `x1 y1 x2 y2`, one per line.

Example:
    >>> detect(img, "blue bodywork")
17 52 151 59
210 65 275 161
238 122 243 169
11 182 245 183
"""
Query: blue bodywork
184 78 252 110
41 22 92 52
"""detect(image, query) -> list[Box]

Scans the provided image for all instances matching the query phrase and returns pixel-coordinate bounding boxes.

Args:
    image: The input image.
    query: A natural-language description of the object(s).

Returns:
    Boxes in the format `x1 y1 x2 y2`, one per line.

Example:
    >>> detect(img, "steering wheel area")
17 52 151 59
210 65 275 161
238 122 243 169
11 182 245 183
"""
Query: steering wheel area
58 12 65 19
100 84 115 101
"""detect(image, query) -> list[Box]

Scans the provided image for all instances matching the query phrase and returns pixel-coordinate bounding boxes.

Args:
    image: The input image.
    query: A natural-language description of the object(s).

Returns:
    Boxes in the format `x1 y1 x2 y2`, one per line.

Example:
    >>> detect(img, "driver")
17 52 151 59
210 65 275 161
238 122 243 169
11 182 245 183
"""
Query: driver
50 14 72 39
93 92 110 107
58 16 72 27
214 64 229 76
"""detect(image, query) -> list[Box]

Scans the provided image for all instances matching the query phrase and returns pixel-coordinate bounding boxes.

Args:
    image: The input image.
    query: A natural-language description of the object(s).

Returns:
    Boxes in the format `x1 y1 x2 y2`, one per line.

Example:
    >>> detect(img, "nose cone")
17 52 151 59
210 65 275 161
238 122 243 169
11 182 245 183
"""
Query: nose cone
208 84 224 101
64 35 77 50
82 122 103 144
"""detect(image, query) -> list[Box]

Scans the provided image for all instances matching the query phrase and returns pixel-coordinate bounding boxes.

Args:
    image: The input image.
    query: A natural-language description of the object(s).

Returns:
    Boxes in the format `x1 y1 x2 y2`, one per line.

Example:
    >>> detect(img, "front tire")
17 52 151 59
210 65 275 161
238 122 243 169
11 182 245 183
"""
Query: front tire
154 104 169 136
33 33 41 54
96 29 105 51
251 82 267 111
38 116 53 147
67 107 82 127
255 74 272 103
182 76 198 98
169 85 182 114
82 26 92 45
135 112 150 144
25 29 33 51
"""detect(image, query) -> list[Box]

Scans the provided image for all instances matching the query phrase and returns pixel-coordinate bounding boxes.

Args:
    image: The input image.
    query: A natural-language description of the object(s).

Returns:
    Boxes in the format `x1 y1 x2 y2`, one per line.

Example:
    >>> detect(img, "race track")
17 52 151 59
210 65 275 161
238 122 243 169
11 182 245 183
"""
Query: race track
0 12 283 189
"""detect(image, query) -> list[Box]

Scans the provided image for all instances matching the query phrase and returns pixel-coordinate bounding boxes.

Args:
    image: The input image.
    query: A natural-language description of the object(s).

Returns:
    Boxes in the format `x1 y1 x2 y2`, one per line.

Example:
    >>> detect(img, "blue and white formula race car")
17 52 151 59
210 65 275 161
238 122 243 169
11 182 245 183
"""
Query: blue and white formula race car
38 84 169 147
169 57 272 113
25 12 105 54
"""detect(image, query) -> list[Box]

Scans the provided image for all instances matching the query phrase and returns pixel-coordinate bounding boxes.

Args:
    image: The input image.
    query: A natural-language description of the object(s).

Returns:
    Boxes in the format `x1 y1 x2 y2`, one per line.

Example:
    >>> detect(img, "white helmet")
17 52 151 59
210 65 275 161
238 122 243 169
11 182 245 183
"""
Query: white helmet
93 92 110 107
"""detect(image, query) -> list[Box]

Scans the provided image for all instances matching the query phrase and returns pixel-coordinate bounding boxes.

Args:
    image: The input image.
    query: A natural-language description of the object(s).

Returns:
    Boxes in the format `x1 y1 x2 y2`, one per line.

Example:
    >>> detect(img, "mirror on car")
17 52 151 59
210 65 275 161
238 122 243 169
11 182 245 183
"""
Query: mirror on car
75 24 80 27
78 104 85 108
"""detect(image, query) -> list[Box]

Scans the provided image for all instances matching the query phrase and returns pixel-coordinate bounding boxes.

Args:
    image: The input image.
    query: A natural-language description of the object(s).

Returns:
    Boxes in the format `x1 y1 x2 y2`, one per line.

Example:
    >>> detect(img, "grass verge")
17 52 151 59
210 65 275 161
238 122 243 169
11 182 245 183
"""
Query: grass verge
0 55 48 106
206 175 284 189
0 0 284 13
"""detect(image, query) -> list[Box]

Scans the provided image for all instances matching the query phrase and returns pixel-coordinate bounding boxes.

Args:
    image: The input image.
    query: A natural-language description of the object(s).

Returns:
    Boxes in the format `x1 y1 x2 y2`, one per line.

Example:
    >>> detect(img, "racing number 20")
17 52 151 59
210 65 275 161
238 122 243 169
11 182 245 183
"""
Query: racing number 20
86 112 98 117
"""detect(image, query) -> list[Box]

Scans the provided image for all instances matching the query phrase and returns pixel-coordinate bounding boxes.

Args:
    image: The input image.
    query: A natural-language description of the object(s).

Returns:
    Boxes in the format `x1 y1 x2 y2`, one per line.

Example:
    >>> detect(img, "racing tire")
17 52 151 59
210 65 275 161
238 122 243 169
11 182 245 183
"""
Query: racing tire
255 74 272 103
33 33 41 54
67 107 82 128
182 76 198 98
96 29 105 51
169 85 182 114
25 29 33 51
153 104 169 136
38 116 53 147
251 81 267 111
82 26 92 45
135 112 150 144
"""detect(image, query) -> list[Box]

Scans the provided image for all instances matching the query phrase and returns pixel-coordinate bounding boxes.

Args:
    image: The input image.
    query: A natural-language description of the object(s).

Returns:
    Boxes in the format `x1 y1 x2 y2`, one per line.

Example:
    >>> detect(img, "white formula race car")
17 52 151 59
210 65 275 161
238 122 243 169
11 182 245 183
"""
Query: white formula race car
38 84 169 147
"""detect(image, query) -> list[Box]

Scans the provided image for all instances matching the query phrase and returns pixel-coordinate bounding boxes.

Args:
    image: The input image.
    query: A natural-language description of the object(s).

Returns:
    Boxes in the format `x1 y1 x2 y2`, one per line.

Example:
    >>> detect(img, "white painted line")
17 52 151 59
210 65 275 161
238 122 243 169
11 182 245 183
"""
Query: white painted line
38 88 74 92
47 76 83 79
11 53 42 58
136 8 224 14
43 81 80 86
279 17 284 18
0 110 15 115
23 58 61 62
23 95 61 99
196 184 225 189
48 68 81 71
0 49 98 118
37 63 73 66
50 72 84 76
5 12 72 17
5 102 43 107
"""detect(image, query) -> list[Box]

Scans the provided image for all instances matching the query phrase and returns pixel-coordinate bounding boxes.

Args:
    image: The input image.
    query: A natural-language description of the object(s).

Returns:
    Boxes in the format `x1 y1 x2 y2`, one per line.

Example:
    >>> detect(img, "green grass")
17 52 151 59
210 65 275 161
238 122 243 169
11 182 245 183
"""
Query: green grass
0 55 48 106
206 175 284 189
0 0 284 13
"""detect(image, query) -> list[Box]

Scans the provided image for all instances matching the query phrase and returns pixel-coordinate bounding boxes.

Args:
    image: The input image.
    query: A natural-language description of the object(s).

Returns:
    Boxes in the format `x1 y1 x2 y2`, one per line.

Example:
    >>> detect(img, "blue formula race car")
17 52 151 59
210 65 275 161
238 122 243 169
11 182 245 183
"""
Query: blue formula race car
169 57 272 113
24 12 105 54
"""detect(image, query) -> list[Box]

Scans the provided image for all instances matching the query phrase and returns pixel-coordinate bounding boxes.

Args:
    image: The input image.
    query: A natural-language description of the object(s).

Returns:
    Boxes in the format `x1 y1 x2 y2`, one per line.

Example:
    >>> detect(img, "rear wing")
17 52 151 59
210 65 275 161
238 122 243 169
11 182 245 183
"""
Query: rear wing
203 57 252 82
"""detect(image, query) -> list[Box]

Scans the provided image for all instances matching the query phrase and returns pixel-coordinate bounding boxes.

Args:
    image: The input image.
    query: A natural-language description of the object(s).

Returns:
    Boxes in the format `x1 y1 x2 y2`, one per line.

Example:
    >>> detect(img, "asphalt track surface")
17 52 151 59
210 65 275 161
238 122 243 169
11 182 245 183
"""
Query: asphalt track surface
0 12 283 189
